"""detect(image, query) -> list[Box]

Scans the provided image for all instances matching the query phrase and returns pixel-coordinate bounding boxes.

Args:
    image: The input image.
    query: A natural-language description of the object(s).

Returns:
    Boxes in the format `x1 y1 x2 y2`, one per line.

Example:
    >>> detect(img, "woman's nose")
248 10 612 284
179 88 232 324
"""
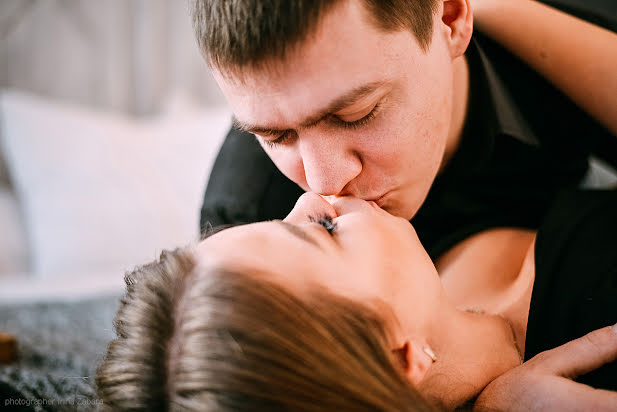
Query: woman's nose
284 192 338 224
285 193 382 224
325 196 381 216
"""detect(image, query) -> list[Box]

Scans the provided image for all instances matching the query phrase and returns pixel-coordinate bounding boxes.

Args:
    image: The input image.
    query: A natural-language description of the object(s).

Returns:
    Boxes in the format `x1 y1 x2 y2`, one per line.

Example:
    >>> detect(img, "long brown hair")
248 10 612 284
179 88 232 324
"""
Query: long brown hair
96 247 437 411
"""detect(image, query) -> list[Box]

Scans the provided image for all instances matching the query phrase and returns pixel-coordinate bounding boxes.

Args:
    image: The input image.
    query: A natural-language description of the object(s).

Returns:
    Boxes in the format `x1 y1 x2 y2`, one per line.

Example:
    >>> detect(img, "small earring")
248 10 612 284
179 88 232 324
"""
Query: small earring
422 345 437 363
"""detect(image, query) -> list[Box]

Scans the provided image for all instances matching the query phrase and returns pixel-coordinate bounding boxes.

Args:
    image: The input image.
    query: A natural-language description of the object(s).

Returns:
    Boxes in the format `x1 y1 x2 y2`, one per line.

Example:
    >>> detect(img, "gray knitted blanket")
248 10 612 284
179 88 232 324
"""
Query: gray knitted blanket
0 295 121 412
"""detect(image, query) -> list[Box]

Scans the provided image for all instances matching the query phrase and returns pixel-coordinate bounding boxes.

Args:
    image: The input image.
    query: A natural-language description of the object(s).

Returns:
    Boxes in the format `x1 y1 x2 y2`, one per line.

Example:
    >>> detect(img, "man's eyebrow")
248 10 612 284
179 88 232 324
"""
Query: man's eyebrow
232 80 387 135
275 221 323 250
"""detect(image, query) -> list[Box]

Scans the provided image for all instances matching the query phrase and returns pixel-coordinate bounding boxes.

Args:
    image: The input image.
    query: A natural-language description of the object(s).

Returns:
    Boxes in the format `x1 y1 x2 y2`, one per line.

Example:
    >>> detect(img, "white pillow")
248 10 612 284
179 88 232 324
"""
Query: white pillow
0 90 230 278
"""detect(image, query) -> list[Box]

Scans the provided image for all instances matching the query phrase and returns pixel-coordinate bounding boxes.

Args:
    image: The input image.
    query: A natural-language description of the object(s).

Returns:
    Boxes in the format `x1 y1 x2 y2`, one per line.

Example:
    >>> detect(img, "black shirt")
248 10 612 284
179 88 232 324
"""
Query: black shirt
526 188 617 391
200 1 617 260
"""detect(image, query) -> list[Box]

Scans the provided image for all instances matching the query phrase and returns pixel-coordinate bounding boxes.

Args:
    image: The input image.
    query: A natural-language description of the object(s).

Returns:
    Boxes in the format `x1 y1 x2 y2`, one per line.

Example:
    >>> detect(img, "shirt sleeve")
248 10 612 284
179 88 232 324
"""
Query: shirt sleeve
527 188 617 391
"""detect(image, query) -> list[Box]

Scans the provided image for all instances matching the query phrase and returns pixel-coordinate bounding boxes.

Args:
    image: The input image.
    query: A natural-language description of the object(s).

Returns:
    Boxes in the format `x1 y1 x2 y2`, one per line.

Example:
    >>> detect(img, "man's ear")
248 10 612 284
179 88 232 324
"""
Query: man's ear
392 340 435 385
441 0 473 58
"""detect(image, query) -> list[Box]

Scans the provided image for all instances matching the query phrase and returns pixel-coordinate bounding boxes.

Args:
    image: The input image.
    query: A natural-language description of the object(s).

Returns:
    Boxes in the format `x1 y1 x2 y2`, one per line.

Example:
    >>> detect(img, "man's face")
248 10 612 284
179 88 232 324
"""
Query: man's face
213 0 461 220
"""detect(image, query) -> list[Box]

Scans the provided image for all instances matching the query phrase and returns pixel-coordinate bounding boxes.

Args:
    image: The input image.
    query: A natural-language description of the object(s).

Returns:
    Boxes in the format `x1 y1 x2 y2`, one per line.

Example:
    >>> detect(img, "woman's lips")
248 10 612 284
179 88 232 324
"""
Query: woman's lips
321 192 389 207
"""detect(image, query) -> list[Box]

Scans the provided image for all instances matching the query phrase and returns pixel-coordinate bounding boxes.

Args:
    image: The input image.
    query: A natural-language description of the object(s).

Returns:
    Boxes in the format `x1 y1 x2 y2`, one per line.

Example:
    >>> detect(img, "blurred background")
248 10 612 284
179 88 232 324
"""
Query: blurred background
0 0 231 301
1 0 226 113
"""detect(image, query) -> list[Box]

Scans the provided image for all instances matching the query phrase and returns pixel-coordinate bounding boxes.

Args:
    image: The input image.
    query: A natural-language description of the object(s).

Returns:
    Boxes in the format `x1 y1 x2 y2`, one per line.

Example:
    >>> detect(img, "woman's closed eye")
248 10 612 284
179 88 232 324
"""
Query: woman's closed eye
309 214 338 236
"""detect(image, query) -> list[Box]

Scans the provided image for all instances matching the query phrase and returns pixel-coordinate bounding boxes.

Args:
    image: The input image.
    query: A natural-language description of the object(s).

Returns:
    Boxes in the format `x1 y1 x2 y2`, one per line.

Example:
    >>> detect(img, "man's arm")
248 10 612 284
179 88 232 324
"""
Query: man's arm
474 324 617 411
472 0 617 137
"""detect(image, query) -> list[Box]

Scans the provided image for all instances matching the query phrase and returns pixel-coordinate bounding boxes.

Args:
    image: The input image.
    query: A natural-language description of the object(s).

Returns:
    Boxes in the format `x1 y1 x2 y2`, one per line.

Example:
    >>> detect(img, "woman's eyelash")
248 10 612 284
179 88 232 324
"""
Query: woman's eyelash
309 214 338 235
261 103 381 148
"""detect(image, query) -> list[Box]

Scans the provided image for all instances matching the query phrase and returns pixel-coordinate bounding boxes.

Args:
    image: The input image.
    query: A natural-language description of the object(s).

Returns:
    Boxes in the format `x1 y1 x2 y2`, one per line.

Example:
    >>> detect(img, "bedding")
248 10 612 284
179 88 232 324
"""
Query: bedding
0 295 121 412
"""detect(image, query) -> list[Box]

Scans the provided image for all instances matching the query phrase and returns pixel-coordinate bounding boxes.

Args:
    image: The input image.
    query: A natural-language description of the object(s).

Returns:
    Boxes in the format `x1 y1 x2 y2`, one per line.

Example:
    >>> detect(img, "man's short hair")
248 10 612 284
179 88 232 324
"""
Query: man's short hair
190 0 440 71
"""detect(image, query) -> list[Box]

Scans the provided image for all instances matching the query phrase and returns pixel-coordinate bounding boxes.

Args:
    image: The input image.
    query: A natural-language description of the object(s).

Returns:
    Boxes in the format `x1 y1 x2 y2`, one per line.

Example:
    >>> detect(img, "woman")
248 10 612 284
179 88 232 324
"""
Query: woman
96 189 617 411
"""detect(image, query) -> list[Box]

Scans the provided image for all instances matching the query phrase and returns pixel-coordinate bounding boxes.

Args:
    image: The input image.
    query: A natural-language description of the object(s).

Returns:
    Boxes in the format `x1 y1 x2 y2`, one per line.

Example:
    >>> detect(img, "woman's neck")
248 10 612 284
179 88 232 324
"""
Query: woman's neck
396 295 532 408
419 300 524 409
421 230 538 409
437 228 537 353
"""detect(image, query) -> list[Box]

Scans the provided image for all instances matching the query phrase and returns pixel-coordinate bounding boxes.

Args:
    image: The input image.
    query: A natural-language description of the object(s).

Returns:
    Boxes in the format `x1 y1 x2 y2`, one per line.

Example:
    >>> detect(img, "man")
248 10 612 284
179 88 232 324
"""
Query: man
192 0 617 409
197 0 616 260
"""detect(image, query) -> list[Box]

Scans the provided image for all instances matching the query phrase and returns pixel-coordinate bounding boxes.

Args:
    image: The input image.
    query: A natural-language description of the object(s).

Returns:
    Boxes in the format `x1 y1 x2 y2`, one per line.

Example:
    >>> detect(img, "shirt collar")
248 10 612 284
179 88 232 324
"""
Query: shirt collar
471 36 539 146
430 36 539 181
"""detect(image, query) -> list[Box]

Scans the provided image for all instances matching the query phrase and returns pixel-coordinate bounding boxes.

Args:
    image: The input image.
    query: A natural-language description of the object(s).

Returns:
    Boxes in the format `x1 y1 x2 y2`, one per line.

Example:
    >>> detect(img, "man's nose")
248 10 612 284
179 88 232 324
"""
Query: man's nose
284 192 338 224
298 132 362 196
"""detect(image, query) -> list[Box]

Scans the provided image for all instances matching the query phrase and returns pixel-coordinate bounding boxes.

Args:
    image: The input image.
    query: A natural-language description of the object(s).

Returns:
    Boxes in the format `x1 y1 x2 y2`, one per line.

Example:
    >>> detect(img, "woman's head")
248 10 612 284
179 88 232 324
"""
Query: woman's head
95 246 436 411
199 193 445 338
97 193 521 410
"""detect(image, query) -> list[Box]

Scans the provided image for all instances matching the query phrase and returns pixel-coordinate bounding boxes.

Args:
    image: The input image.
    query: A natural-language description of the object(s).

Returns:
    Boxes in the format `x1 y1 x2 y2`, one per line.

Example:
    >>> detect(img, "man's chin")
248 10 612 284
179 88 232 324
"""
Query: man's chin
371 192 399 216
383 205 406 219
380 200 418 221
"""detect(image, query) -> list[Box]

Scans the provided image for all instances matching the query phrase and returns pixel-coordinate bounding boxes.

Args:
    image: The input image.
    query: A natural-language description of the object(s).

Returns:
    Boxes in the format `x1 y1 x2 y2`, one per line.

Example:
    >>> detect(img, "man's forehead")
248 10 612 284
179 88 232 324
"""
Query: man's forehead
211 0 421 132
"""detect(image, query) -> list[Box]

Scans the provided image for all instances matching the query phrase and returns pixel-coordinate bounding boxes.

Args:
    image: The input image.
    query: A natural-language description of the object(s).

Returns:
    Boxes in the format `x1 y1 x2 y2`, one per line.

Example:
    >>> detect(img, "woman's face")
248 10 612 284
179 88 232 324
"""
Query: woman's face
197 193 443 333
196 193 523 403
